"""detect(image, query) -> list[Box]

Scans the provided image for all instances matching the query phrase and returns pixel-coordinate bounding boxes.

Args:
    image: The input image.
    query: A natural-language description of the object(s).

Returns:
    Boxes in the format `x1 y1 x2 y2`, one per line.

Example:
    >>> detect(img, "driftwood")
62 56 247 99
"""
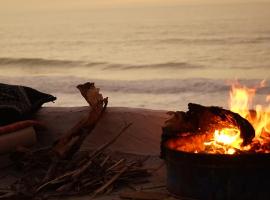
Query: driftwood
41 82 108 183
51 82 108 159
161 103 255 157
0 83 151 200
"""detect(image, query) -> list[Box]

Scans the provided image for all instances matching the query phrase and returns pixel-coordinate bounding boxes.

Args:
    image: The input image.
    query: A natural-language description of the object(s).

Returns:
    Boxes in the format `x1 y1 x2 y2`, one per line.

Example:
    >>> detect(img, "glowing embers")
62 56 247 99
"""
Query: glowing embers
165 130 242 155
204 128 243 154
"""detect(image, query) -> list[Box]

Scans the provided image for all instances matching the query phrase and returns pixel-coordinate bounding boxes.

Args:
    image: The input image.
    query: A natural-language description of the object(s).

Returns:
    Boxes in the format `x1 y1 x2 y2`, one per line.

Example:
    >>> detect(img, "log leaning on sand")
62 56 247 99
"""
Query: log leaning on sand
51 82 108 160
41 82 108 184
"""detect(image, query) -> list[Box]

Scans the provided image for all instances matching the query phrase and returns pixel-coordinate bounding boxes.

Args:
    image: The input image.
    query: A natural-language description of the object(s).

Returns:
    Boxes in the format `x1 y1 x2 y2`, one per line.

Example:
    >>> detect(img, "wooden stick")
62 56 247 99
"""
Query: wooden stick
106 158 125 172
91 166 128 199
100 155 111 167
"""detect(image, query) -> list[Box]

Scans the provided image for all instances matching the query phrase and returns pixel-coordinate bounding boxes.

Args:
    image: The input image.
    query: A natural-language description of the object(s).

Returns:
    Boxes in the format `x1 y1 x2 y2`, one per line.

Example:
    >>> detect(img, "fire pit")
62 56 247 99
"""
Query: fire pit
161 82 270 200
163 138 270 200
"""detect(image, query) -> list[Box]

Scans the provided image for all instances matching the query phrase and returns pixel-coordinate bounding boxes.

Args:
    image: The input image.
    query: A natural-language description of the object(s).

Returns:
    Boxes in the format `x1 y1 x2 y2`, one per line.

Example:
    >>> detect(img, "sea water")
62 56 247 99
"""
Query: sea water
0 3 270 110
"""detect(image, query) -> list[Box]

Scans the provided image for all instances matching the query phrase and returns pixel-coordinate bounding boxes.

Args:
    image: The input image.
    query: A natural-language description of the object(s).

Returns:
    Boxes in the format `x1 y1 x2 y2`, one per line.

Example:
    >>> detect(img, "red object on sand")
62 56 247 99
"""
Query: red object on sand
0 120 45 135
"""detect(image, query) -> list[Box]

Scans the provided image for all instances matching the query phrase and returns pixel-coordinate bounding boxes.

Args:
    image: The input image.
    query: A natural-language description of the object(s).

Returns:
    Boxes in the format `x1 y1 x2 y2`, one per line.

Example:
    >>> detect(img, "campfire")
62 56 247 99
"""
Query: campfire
161 81 270 200
164 81 270 155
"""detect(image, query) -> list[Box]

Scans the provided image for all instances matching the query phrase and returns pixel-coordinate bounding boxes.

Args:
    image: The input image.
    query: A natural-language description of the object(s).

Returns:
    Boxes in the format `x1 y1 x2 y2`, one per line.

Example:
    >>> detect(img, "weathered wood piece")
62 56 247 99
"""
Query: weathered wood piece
41 83 108 183
51 82 108 159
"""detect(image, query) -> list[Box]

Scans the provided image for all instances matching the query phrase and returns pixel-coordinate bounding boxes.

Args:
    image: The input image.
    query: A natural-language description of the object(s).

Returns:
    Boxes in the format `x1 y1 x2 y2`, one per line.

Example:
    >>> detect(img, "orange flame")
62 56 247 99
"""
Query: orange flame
229 81 270 138
206 81 270 154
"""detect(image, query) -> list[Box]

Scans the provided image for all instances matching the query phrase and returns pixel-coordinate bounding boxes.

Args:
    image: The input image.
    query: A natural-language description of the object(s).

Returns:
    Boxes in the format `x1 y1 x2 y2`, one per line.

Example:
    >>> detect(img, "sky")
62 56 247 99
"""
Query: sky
1 0 270 11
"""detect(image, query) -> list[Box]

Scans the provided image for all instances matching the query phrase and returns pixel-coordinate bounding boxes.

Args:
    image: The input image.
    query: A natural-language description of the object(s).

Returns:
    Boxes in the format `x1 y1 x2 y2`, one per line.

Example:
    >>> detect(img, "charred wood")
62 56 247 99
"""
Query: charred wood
161 103 255 157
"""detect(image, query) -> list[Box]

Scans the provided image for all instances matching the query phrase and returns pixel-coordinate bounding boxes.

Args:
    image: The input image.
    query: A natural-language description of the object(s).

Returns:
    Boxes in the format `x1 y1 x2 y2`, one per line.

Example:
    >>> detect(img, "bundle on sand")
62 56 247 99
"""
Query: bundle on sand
0 83 151 200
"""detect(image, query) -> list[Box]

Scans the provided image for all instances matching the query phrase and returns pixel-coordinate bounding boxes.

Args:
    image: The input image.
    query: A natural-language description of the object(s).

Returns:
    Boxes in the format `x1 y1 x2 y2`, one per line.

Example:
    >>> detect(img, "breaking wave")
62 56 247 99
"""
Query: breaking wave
0 57 204 70
1 57 267 70
0 57 106 67
103 62 204 70
1 76 269 95
132 36 270 45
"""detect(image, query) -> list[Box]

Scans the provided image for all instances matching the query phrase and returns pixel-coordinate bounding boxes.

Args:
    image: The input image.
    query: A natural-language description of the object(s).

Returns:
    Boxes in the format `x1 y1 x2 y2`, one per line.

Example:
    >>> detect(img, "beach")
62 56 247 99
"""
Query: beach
1 1 270 199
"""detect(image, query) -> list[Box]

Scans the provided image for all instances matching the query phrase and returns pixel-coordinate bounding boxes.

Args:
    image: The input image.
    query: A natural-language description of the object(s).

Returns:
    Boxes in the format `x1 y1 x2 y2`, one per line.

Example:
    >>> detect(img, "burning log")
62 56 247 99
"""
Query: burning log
161 103 255 157
187 103 255 145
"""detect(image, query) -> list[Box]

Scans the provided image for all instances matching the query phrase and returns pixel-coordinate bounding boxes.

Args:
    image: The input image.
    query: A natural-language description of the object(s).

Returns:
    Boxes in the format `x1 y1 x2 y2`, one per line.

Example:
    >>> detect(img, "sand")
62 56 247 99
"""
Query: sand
34 106 168 155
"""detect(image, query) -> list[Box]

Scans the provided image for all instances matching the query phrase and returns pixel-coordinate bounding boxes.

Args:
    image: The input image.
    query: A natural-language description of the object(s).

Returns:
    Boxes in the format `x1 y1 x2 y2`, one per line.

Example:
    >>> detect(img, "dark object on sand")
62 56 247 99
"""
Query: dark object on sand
0 83 56 126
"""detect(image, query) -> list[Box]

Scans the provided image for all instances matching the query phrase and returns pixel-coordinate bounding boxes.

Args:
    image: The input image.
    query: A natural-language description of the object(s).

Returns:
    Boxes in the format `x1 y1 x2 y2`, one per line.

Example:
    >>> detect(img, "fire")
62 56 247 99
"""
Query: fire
229 81 270 137
213 128 241 146
205 81 270 154
229 82 256 121
204 128 242 154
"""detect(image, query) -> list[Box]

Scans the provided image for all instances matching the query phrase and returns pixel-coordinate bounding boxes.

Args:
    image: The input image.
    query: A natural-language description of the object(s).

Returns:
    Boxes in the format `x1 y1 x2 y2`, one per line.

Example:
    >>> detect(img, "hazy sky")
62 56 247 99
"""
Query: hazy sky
1 0 270 11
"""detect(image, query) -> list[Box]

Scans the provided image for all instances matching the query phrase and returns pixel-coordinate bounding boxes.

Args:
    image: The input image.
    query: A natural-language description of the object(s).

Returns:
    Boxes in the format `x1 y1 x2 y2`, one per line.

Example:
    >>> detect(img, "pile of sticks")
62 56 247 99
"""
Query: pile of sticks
0 83 151 200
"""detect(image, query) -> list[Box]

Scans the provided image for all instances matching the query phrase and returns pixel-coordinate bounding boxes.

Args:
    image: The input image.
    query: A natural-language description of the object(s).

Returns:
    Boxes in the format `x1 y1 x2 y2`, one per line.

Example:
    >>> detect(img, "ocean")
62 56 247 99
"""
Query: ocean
1 3 270 110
